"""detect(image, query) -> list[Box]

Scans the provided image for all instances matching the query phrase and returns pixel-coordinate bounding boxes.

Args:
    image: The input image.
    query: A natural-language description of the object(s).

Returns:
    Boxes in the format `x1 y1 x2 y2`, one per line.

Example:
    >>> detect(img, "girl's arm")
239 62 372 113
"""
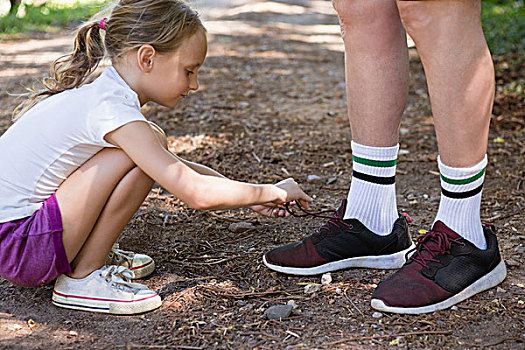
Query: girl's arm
164 136 297 217
171 152 226 178
105 121 312 210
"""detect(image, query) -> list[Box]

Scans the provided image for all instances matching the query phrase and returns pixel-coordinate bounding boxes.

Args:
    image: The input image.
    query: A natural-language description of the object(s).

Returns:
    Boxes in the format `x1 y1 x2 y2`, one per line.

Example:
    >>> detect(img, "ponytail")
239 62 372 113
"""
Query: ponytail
12 21 106 120
47 22 105 95
12 0 205 121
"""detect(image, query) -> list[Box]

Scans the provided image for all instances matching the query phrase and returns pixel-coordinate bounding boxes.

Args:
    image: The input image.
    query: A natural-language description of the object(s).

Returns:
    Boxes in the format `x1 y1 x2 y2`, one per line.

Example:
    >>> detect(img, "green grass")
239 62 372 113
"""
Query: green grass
0 0 110 38
481 0 524 56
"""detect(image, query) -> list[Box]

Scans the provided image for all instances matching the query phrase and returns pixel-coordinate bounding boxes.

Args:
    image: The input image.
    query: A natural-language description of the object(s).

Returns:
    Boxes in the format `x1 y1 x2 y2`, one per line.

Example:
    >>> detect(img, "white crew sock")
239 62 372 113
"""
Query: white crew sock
434 155 487 250
344 141 399 236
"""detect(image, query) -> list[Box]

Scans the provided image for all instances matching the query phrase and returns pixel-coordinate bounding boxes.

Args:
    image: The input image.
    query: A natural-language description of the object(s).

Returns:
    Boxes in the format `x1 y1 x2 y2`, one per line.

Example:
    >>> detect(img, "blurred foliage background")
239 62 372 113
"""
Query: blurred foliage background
0 0 523 57
482 0 524 57
0 0 110 36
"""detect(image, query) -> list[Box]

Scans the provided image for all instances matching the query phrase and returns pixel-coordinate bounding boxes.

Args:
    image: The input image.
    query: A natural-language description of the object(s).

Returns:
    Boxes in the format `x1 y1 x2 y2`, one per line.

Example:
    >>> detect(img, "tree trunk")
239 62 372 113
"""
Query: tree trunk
9 0 22 15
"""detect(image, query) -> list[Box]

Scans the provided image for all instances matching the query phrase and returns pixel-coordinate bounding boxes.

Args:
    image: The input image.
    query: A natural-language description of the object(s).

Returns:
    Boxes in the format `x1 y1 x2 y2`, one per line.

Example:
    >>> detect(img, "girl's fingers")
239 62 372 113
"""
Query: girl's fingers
297 199 310 209
302 192 314 202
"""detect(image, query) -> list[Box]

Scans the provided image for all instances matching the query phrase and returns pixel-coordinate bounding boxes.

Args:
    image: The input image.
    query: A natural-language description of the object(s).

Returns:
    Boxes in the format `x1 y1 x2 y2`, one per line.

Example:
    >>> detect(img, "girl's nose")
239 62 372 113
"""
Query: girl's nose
189 75 199 91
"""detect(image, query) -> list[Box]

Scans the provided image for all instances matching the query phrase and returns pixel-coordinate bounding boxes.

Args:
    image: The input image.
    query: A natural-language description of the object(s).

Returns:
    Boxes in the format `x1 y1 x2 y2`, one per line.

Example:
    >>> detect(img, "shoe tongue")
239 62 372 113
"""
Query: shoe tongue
414 221 461 261
336 199 347 217
431 221 461 239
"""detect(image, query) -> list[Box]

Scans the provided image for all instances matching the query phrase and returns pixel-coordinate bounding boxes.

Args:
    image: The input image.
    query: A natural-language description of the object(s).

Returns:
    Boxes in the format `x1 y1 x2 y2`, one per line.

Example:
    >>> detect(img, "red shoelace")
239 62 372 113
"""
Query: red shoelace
283 201 350 231
284 202 413 233
410 228 464 269
284 201 336 219
284 202 352 233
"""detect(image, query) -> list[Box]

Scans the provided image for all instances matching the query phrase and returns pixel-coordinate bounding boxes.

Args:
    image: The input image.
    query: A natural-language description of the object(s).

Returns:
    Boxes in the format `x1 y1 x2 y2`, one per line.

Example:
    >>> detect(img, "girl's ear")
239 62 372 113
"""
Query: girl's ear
136 45 156 73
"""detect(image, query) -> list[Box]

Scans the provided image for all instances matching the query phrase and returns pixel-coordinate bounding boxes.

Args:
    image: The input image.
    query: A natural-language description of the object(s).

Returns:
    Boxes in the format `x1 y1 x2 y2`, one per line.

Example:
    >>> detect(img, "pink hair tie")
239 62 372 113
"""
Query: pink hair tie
99 18 107 30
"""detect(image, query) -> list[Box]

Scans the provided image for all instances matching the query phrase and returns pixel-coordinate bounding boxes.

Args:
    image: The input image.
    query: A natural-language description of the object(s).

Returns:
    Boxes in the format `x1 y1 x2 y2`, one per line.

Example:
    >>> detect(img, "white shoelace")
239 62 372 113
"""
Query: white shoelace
108 248 135 264
100 266 149 292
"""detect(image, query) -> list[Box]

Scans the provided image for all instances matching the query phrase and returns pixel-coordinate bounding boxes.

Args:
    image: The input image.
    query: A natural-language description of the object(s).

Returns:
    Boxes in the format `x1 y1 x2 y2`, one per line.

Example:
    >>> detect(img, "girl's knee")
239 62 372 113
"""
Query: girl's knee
98 147 136 166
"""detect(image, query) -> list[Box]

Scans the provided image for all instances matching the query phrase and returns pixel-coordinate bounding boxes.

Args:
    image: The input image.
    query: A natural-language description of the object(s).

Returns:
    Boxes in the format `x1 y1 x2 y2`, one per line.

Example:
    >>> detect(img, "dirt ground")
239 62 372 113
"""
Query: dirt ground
0 1 524 349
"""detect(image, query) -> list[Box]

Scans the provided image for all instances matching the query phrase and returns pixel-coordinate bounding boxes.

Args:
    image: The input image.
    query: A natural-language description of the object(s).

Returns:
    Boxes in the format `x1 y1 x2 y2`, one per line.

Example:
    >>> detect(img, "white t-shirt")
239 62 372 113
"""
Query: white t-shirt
0 67 147 222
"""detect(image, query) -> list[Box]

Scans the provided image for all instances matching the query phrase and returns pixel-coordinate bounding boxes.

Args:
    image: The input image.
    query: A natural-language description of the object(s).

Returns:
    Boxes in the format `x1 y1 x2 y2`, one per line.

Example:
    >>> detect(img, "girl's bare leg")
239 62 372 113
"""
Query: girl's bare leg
55 148 154 278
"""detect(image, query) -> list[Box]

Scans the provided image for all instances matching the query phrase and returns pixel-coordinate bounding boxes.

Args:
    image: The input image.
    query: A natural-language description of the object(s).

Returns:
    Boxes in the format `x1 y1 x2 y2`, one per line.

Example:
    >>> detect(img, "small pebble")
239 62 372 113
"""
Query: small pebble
239 303 254 312
243 90 256 98
321 273 332 285
326 177 337 185
372 312 383 319
69 330 78 337
450 306 458 311
307 175 321 183
264 305 293 320
335 288 342 295
496 287 506 294
287 300 298 309
238 101 250 109
228 222 254 233
304 283 322 294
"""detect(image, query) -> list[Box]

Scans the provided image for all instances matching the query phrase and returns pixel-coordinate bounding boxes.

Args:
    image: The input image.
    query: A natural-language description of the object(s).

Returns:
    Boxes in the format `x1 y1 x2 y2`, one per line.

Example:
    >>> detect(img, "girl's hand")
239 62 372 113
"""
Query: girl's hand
274 178 313 208
250 203 292 218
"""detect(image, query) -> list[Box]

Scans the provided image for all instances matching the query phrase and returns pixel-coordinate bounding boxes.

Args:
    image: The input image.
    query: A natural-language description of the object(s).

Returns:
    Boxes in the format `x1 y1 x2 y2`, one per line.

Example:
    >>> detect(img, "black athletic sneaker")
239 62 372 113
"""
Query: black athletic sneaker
263 199 415 275
371 221 507 314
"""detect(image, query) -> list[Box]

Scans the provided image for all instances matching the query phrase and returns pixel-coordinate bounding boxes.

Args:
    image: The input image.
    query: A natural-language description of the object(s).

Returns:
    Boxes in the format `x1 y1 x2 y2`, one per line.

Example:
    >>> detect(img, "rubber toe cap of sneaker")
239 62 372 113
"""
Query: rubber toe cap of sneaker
372 264 452 308
130 254 155 279
265 239 328 268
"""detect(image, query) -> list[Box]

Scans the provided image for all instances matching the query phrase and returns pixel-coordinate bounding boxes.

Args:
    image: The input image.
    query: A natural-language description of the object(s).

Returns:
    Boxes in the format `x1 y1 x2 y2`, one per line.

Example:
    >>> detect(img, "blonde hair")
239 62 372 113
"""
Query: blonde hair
13 0 205 120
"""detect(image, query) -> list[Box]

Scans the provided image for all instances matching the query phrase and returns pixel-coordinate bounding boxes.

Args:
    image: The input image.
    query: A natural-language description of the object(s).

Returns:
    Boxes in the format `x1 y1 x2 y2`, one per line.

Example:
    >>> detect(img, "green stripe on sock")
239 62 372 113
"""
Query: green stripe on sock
440 168 485 185
352 155 397 168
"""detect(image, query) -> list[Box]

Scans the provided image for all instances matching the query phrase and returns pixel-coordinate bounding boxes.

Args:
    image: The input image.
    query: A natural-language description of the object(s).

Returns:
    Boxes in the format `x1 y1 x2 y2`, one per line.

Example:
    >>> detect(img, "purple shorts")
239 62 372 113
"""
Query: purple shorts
0 194 72 287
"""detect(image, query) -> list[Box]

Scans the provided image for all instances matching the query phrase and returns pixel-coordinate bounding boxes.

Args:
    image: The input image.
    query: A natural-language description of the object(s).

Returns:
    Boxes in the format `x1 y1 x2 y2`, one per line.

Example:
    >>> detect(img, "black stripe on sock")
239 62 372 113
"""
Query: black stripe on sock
352 170 395 185
441 183 483 199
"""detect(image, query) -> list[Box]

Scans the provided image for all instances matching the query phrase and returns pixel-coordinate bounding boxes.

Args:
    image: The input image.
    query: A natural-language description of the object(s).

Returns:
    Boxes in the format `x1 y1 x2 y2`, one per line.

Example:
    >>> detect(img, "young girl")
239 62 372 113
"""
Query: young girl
0 0 312 315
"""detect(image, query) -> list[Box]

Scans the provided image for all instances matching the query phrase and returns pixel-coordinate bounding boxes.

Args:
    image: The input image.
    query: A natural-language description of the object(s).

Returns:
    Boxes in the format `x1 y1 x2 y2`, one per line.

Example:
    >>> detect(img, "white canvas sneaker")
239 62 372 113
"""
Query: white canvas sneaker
52 266 162 314
105 243 155 279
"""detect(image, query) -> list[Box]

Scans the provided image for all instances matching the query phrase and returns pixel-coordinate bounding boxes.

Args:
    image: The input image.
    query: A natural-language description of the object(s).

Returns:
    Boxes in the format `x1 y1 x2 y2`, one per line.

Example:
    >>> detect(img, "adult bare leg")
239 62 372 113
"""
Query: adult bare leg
334 0 409 234
261 0 416 275
396 0 494 166
370 0 505 314
397 0 493 246
333 0 408 146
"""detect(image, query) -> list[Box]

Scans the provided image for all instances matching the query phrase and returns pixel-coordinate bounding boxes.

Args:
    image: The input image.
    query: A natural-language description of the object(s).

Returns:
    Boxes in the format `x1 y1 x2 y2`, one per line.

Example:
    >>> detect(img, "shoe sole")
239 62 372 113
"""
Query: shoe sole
263 243 416 276
52 290 162 315
370 259 507 314
131 260 155 279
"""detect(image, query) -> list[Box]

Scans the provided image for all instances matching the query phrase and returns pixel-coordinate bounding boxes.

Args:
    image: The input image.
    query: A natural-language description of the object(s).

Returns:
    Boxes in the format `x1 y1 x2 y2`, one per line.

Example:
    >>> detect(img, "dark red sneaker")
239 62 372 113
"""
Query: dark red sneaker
263 200 415 275
371 221 507 314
